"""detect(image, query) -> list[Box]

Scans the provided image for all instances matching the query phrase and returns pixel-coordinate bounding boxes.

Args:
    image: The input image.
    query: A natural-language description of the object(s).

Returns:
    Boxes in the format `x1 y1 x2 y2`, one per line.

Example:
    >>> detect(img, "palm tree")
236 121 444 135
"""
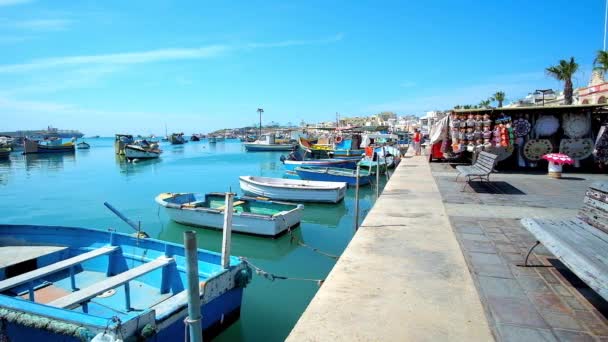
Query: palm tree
491 91 506 108
594 50 608 74
546 57 579 105
479 99 491 108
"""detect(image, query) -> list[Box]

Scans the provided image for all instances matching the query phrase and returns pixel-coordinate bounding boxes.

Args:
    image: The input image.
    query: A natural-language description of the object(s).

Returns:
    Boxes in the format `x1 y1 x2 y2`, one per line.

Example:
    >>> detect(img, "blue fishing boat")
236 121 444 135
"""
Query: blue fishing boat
295 166 372 186
281 158 357 171
0 224 251 341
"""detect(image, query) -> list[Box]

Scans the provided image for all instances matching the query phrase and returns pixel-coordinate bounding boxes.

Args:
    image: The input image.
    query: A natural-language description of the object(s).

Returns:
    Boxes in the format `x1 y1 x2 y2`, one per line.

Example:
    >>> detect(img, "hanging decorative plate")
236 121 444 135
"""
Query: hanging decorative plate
559 138 594 160
485 145 514 162
534 115 560 136
562 114 590 138
523 139 553 161
512 118 531 137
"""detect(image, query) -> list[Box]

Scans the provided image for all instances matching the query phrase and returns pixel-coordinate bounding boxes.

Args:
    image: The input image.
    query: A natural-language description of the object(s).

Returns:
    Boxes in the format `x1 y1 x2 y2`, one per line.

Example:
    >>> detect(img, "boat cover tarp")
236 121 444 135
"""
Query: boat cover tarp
429 116 449 144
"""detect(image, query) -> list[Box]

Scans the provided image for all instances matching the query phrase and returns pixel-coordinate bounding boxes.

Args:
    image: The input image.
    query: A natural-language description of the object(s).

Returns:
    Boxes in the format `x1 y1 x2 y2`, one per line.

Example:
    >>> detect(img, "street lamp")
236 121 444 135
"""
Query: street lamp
535 89 552 106
257 108 264 139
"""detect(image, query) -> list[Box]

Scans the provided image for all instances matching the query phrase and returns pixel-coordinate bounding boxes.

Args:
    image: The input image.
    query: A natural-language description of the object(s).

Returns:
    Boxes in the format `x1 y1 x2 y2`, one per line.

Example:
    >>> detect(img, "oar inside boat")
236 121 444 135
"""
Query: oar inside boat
103 202 150 238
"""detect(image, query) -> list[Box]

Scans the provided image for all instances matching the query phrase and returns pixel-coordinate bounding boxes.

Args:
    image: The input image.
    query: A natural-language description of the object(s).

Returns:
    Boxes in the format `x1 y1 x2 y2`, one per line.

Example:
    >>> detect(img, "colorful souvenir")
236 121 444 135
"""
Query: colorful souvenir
562 114 590 138
512 118 531 137
534 115 560 137
523 139 553 161
559 138 594 160
594 125 608 164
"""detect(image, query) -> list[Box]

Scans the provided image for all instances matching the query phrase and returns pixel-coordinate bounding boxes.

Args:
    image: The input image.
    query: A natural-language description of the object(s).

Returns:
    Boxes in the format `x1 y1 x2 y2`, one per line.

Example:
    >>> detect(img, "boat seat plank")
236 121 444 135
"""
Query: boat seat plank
0 246 118 292
216 201 245 211
48 256 174 309
0 246 67 269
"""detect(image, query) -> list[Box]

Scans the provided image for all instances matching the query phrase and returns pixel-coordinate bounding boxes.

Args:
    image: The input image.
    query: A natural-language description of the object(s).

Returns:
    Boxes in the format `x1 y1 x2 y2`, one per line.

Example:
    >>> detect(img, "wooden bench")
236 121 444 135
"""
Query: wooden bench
520 182 608 301
48 256 174 311
0 246 119 297
455 151 499 191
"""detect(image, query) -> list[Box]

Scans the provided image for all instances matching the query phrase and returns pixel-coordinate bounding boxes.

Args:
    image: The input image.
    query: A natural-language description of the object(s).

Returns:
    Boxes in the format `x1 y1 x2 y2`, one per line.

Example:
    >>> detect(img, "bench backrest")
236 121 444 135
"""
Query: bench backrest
473 152 499 174
578 182 608 234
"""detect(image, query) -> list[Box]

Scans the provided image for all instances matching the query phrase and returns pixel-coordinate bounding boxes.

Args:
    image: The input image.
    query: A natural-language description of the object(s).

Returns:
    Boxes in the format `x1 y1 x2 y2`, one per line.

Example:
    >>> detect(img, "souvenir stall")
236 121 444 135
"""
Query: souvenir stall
429 104 608 172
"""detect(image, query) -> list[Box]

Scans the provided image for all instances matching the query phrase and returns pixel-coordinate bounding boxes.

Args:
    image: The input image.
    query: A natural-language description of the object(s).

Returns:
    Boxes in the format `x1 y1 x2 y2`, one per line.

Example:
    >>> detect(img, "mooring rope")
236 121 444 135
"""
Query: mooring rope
288 229 339 260
239 257 324 286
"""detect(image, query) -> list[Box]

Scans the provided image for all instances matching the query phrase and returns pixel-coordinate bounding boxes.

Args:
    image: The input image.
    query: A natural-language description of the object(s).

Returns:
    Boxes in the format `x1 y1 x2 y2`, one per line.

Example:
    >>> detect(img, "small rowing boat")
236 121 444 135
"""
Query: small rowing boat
76 141 90 149
239 176 347 203
124 140 162 161
156 192 304 237
295 166 372 186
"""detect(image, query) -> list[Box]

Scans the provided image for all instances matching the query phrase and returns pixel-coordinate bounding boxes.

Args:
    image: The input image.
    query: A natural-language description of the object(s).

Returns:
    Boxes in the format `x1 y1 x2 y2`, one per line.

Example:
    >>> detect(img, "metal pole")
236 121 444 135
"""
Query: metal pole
221 192 234 269
605 0 608 51
375 150 380 199
184 231 203 342
354 164 360 231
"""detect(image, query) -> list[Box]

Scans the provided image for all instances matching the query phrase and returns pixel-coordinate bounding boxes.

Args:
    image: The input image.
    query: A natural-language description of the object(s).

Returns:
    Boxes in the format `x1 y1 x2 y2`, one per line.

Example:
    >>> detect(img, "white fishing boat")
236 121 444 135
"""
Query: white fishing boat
124 140 162 161
76 141 90 149
239 176 347 203
155 192 304 237
244 134 295 152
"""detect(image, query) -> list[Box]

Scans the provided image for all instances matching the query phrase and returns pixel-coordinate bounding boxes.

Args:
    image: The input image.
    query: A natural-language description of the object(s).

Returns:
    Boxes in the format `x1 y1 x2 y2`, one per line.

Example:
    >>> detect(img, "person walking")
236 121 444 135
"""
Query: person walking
413 129 422 156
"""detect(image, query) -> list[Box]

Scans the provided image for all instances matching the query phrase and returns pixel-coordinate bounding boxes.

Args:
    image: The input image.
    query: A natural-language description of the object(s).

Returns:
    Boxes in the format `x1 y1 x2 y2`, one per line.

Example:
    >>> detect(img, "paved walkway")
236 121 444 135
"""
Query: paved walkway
287 156 493 341
432 162 608 341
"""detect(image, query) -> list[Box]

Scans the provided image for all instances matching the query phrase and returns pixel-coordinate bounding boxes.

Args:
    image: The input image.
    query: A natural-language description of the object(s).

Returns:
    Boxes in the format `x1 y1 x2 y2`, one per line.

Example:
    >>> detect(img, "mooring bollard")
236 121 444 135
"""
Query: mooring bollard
354 164 361 231
184 231 203 342
221 192 234 269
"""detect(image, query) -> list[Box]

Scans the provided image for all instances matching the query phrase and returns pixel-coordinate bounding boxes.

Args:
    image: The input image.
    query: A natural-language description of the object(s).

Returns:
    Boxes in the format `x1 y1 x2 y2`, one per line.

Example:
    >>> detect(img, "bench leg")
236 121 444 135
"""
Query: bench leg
518 241 540 267
455 173 460 182
461 177 470 192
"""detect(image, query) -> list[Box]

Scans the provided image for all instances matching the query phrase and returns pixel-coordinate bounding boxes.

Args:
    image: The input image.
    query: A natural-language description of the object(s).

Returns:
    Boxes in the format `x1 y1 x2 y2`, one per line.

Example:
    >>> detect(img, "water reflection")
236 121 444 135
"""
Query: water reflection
24 153 75 172
302 201 347 227
115 154 162 175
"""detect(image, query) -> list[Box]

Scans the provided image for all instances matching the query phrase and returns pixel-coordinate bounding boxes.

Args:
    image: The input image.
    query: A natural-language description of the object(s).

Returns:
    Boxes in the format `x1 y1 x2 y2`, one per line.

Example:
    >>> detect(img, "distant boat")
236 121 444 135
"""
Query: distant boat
169 133 187 145
114 134 134 155
0 146 10 159
124 140 162 161
190 134 200 142
295 166 372 186
76 141 90 149
208 136 217 144
155 192 304 237
239 176 347 203
0 224 250 341
216 136 225 142
23 138 75 154
244 134 295 152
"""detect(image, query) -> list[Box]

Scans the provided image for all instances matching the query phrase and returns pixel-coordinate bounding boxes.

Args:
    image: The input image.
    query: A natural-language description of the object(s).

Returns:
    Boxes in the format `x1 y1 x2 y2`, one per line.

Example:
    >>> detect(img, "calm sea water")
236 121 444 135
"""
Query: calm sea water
0 137 384 341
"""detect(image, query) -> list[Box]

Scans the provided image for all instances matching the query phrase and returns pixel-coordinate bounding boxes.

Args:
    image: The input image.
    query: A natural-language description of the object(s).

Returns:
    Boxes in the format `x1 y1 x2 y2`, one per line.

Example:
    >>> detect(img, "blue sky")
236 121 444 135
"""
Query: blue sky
0 0 605 135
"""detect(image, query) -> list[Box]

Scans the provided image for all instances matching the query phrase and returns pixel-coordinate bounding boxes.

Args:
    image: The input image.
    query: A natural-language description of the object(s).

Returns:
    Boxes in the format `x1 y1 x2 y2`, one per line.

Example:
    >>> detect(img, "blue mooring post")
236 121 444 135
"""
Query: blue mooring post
184 231 203 342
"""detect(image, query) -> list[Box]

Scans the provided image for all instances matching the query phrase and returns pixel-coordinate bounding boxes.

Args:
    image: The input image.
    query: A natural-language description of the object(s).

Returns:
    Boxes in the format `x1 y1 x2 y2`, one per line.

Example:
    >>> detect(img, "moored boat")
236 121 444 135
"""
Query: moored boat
281 157 357 171
358 159 388 174
156 192 304 237
244 134 295 152
239 176 347 203
169 133 187 145
208 136 217 143
115 134 134 155
24 138 75 154
190 134 201 142
125 140 162 161
0 224 251 341
295 166 372 186
0 146 10 159
76 141 90 149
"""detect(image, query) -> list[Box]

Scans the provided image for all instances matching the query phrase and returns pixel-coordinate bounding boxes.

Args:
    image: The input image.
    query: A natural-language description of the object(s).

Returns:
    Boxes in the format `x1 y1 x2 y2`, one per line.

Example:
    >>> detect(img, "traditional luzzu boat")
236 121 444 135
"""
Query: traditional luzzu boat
0 146 10 159
115 134 134 155
23 138 75 154
155 192 304 237
244 134 295 152
298 137 364 159
295 166 372 186
169 133 187 145
280 150 358 171
358 159 388 175
239 176 347 203
124 140 162 161
0 224 251 341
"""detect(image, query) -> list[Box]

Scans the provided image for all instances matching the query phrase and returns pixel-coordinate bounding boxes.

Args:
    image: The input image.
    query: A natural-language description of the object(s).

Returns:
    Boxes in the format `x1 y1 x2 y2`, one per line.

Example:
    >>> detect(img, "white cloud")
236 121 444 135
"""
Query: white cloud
0 0 32 6
246 33 344 48
12 19 72 31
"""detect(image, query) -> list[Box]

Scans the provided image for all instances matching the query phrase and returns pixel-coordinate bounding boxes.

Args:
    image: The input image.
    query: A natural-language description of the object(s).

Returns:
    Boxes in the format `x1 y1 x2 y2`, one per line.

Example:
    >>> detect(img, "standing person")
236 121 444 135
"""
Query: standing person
413 129 422 156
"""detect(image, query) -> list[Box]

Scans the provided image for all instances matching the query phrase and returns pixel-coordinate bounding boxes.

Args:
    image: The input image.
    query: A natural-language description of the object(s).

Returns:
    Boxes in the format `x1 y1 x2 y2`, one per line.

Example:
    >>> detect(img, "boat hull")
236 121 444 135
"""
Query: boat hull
239 176 346 203
23 140 75 154
295 167 371 186
283 159 356 171
76 142 90 149
125 145 161 160
244 143 295 152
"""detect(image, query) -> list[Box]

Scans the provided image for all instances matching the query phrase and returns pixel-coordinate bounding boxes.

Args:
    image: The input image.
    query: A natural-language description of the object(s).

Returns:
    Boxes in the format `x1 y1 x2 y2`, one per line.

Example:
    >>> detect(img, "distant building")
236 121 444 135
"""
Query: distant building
578 70 608 105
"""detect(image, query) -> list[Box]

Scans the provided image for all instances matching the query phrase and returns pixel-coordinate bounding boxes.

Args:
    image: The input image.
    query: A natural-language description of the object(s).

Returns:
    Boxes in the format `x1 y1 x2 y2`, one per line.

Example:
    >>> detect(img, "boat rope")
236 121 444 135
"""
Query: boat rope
239 257 324 286
288 229 339 260
183 316 201 342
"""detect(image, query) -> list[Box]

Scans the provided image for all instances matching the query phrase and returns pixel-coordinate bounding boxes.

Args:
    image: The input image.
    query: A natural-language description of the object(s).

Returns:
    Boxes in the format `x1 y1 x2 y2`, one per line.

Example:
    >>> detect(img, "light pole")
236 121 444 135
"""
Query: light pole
257 108 264 139
605 0 608 50
535 89 551 106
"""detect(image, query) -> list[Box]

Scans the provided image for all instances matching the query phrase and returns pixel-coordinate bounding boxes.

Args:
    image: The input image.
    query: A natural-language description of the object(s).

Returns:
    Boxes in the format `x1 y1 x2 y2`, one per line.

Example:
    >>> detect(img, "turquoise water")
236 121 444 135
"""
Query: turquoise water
0 138 384 341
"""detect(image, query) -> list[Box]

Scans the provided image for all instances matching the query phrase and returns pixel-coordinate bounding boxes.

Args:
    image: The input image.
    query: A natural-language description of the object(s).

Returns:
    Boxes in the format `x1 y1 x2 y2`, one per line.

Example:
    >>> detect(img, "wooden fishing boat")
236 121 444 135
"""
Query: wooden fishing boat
124 141 162 161
0 224 251 341
298 137 364 158
0 146 10 159
24 139 75 154
358 159 388 174
281 157 357 171
239 176 347 203
295 166 372 186
244 134 295 152
76 141 90 149
190 134 201 142
169 133 187 145
156 192 304 237
115 134 134 155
